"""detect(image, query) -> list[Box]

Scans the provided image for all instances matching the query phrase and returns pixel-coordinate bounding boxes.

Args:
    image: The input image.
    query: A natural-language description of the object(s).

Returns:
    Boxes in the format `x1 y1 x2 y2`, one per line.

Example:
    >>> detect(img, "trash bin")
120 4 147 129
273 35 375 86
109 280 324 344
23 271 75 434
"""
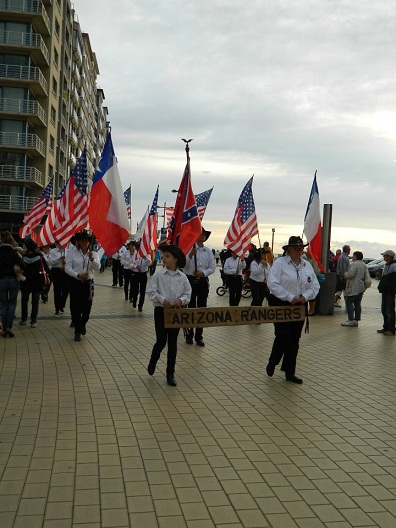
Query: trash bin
315 272 336 315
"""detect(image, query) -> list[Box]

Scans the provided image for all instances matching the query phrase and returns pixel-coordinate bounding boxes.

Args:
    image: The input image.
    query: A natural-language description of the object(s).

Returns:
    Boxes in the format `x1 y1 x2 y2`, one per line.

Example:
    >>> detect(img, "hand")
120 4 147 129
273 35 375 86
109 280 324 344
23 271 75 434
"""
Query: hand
194 270 204 278
291 295 306 304
78 273 89 281
173 299 182 308
189 248 197 258
163 299 171 308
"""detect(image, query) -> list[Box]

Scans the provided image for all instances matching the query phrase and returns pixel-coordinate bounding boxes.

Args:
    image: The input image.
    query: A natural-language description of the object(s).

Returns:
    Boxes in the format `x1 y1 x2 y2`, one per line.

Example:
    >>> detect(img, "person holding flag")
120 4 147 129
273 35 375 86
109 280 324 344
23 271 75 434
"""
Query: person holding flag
183 228 216 346
266 236 320 384
65 230 100 342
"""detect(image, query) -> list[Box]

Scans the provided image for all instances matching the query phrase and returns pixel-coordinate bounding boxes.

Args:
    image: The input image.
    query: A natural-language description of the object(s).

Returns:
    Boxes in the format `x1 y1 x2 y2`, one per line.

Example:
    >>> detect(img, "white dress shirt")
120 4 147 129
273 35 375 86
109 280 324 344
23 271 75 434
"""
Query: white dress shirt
65 248 100 280
183 245 216 277
250 260 270 283
267 255 320 302
131 255 152 273
147 268 192 307
47 247 66 269
223 257 246 276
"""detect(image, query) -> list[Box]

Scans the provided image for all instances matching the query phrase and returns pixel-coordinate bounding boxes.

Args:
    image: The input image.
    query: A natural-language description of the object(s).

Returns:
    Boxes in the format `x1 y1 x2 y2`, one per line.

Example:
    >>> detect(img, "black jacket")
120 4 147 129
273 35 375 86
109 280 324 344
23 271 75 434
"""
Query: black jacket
0 244 25 278
20 251 50 293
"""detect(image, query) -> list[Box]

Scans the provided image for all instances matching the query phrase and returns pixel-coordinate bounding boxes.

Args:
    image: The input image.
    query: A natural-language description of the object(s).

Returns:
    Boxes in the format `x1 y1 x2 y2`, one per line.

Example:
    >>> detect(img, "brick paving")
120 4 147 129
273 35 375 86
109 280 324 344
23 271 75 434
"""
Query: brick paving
0 267 395 527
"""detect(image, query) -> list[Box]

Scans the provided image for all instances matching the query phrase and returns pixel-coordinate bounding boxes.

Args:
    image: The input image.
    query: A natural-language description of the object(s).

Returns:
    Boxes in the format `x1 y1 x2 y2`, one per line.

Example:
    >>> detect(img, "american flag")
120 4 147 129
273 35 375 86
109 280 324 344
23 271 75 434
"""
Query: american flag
195 187 213 220
224 176 258 257
39 150 89 248
164 206 174 228
138 186 158 258
124 185 131 219
167 157 201 254
19 179 53 239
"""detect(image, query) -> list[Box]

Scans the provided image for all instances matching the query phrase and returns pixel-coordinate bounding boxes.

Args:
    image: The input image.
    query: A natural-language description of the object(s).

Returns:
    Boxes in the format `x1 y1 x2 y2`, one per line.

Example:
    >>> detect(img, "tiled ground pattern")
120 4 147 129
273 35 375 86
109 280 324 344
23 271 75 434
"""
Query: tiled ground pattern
0 268 395 528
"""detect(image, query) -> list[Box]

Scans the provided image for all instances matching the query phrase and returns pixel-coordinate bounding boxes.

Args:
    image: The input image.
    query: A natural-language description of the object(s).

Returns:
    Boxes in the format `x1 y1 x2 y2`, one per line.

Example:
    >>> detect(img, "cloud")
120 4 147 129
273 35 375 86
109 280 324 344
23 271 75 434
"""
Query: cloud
74 0 396 247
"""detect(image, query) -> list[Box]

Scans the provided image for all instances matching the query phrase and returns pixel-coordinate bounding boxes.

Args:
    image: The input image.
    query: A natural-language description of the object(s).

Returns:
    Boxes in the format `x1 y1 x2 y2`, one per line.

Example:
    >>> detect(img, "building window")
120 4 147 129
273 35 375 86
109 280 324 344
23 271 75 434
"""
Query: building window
50 106 56 127
49 135 55 155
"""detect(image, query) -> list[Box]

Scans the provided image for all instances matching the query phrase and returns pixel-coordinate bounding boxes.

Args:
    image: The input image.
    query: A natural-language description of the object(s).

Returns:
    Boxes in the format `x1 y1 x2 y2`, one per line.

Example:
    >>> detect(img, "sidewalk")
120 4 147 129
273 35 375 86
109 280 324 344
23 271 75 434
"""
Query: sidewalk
1 268 395 528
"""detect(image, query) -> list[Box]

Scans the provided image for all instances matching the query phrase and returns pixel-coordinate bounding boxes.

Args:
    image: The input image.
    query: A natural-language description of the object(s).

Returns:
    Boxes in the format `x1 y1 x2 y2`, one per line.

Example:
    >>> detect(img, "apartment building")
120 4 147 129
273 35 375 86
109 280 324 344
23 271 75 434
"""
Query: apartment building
0 0 109 236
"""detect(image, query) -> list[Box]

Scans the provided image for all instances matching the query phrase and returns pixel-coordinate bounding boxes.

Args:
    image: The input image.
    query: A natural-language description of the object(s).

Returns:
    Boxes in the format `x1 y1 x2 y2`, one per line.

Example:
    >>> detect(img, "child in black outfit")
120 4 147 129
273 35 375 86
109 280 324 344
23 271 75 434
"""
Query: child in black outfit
147 244 191 386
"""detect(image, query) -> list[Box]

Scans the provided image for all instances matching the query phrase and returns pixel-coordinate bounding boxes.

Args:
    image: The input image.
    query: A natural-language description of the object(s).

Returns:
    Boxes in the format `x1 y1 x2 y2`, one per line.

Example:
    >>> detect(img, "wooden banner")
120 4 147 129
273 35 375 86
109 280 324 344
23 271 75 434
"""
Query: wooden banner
164 305 305 328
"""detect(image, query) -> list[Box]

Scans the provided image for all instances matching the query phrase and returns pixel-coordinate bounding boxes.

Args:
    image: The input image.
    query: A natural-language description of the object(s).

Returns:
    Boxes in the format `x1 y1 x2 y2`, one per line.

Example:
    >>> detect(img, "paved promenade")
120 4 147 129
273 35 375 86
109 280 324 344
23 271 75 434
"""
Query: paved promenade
1 267 395 528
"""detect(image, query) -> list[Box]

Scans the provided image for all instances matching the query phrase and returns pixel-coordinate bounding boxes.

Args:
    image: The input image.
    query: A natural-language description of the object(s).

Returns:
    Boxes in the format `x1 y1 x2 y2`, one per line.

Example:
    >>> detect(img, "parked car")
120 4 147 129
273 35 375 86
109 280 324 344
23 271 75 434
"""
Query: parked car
366 258 385 279
362 257 376 265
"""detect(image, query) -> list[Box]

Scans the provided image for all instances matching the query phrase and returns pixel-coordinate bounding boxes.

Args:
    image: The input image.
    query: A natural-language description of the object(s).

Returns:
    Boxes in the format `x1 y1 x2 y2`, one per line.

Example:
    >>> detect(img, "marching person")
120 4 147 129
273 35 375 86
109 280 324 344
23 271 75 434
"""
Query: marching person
121 241 137 302
131 242 152 311
266 236 320 384
249 248 270 306
65 230 100 342
183 228 216 346
147 244 191 387
40 244 51 303
111 247 124 287
20 239 50 328
47 242 69 315
223 250 246 306
0 231 26 337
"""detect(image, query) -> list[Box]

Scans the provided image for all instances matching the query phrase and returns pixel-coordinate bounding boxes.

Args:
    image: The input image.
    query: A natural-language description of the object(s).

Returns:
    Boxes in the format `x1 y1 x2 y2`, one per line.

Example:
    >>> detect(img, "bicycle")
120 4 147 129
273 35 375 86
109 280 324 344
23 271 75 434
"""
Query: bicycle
217 268 251 298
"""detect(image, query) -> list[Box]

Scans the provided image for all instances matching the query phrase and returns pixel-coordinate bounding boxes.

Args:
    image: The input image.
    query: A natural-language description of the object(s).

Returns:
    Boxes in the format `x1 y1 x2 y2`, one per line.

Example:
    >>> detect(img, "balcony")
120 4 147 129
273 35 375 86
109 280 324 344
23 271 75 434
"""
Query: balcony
0 164 44 186
0 0 51 35
0 131 45 157
68 128 77 146
0 97 47 126
0 63 48 96
0 29 50 65
0 194 37 212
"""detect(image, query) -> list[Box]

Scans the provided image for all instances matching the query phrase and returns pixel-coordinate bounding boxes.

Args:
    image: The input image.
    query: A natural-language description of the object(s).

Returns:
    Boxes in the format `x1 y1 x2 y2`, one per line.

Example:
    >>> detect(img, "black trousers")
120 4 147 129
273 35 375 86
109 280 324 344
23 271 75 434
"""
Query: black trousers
267 294 305 375
226 275 243 306
123 269 135 300
149 306 180 376
186 276 209 341
50 268 69 312
69 278 93 334
112 260 123 286
131 272 148 308
250 279 268 306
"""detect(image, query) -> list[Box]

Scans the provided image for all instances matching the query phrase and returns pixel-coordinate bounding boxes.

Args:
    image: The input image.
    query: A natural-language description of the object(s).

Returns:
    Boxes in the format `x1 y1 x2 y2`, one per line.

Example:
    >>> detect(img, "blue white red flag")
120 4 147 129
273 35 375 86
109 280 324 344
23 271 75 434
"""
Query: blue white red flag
39 150 89 248
304 172 324 271
89 133 130 256
167 157 201 254
124 185 131 219
224 176 258 257
195 187 213 220
138 186 159 258
19 178 53 239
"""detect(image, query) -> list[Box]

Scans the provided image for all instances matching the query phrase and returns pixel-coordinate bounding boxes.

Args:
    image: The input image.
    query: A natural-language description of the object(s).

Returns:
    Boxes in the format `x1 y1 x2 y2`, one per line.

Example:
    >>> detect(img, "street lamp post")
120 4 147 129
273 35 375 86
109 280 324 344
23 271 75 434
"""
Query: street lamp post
271 228 275 251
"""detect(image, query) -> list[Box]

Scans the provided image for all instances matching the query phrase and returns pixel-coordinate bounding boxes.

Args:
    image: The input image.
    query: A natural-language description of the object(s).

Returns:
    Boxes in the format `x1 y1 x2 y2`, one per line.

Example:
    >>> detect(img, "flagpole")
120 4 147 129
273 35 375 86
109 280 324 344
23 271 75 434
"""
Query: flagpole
129 183 132 234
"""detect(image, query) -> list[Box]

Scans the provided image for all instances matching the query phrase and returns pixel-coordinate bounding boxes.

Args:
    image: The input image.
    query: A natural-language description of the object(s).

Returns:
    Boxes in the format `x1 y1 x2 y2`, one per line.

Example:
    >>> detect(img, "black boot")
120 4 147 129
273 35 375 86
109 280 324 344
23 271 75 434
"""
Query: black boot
167 375 177 386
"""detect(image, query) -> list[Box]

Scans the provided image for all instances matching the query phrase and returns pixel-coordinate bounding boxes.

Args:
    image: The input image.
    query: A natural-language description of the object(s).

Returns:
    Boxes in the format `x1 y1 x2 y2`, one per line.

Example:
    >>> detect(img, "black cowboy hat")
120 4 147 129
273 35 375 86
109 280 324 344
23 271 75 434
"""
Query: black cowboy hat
75 229 92 241
158 244 186 268
201 227 211 241
282 236 308 252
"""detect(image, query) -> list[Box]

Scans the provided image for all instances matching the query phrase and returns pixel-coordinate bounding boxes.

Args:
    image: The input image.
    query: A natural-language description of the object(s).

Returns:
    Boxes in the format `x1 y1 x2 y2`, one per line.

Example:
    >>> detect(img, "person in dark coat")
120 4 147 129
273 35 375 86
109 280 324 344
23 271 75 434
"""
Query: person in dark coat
0 232 26 337
20 239 50 328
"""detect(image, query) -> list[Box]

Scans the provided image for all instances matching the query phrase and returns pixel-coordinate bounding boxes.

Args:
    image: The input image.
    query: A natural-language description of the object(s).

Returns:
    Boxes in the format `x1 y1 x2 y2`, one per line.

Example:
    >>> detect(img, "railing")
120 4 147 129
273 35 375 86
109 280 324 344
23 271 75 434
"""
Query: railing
0 63 48 94
0 194 37 211
0 164 44 185
0 97 46 122
0 0 51 34
0 30 49 64
0 131 45 156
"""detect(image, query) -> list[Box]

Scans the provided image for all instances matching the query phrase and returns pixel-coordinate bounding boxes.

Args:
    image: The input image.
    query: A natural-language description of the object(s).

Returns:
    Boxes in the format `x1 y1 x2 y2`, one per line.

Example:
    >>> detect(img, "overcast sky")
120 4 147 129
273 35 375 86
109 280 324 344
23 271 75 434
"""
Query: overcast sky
74 0 396 256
